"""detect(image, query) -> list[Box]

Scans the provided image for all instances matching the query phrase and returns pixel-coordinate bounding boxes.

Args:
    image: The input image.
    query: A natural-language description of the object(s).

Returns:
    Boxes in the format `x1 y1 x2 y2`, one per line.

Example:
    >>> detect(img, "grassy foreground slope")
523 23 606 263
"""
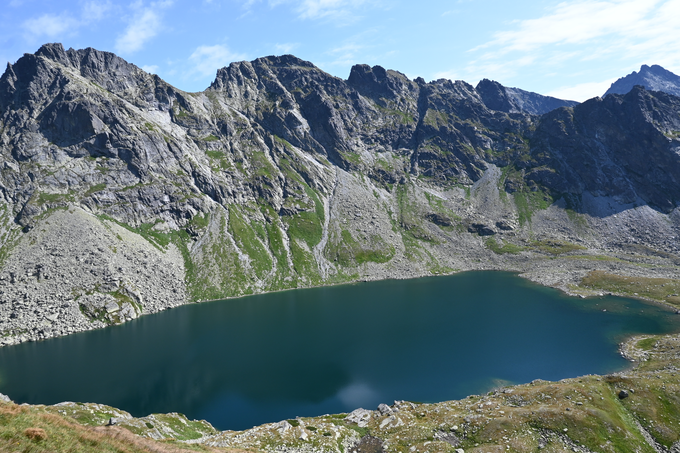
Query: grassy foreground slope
3 331 680 453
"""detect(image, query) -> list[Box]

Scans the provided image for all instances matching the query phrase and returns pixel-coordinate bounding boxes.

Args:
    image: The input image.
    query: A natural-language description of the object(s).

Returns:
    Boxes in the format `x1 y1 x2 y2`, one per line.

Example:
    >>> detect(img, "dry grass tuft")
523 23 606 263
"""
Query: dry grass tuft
24 427 47 441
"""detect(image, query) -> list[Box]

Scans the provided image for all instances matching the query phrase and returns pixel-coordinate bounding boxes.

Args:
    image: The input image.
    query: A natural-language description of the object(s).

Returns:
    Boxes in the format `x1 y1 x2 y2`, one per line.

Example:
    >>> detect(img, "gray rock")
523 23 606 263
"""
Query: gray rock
496 219 517 231
377 403 392 415
468 223 496 236
345 408 372 428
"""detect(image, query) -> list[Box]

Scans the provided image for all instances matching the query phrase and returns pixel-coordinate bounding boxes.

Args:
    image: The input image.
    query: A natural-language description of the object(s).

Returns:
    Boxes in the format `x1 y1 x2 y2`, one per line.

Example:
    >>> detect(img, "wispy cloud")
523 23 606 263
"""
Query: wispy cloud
141 64 159 74
327 42 364 67
295 0 367 20
82 1 114 22
274 42 299 54
473 1 660 54
464 0 680 99
187 44 246 78
115 1 173 55
21 2 113 43
242 0 378 23
22 13 80 41
546 77 619 102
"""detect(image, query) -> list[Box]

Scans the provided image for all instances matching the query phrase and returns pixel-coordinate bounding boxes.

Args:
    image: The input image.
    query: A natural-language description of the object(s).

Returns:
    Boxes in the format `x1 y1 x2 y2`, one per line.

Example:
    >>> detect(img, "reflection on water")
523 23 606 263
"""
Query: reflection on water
1 271 679 430
337 383 379 408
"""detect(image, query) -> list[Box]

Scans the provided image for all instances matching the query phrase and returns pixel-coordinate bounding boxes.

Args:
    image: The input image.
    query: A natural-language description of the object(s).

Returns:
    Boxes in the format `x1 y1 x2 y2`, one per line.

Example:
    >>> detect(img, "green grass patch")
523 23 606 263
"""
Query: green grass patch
288 239 319 281
274 135 295 151
251 151 278 179
328 229 395 266
97 215 171 251
561 254 622 262
423 109 449 128
581 270 680 306
485 238 524 254
36 192 73 205
188 212 209 230
637 337 658 351
530 239 585 255
283 184 324 250
373 102 415 124
228 206 272 279
0 402 208 453
205 150 223 159
513 189 553 226
286 212 323 248
84 183 107 197
202 134 219 142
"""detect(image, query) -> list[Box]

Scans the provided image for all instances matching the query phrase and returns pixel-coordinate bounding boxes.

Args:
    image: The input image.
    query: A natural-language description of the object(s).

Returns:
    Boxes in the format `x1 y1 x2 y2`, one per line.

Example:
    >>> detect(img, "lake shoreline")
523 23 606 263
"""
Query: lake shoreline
2 271 678 432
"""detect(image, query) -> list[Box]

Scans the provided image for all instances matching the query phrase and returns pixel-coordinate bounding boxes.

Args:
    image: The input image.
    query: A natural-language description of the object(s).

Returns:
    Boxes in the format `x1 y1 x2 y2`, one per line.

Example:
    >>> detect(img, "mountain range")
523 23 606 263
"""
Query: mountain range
0 44 679 347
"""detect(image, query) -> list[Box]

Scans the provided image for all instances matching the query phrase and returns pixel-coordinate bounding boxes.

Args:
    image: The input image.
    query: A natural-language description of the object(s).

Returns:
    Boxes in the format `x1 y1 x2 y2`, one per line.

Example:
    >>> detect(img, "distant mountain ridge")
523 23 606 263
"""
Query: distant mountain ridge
605 64 680 97
476 79 579 115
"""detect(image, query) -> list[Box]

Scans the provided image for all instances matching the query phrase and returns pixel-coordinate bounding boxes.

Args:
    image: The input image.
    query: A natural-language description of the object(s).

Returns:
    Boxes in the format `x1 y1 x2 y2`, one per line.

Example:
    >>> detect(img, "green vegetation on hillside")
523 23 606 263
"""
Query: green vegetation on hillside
581 271 680 306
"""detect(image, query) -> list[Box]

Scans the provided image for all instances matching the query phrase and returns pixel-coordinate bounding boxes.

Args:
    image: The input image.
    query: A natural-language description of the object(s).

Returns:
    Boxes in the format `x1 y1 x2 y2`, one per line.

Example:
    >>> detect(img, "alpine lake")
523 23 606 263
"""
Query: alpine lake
1 271 679 431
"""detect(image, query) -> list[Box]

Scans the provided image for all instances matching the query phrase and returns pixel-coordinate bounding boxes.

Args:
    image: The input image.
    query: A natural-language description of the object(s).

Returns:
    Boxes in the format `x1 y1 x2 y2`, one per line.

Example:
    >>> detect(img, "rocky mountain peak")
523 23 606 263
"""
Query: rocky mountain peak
476 79 578 115
254 54 318 69
475 79 515 113
347 64 417 100
604 64 680 98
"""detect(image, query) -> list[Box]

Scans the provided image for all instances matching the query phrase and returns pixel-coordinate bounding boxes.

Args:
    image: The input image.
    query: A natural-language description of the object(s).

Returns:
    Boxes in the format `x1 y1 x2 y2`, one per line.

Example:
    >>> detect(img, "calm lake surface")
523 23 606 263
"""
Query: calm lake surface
1 271 679 431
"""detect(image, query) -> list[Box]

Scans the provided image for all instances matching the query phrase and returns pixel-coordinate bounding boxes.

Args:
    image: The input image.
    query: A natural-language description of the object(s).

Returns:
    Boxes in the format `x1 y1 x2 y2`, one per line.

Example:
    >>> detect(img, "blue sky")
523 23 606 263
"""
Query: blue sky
2 0 680 102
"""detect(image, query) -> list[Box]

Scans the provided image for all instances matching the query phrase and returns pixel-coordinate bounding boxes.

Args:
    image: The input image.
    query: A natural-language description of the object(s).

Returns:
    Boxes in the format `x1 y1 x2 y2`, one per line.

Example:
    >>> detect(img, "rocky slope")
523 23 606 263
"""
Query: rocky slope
1 43 680 346
476 79 578 115
605 64 680 98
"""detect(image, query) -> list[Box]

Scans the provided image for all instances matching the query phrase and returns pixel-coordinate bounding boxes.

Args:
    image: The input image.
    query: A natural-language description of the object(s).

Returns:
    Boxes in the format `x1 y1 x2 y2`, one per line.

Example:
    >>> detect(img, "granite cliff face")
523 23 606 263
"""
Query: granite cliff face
605 64 680 97
1 43 680 345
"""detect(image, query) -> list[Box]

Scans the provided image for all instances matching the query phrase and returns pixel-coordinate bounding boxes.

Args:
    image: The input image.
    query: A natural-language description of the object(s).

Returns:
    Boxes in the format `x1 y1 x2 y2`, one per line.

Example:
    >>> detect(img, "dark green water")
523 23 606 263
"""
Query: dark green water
1 271 679 431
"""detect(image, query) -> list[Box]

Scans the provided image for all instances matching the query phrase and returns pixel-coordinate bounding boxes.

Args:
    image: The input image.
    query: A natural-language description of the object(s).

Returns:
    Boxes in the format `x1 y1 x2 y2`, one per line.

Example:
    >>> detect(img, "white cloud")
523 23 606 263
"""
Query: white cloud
21 2 113 43
441 10 458 17
327 42 364 66
22 13 80 41
188 44 246 78
82 1 113 22
275 42 299 54
244 0 376 23
475 1 660 54
295 0 363 19
141 64 159 74
465 0 680 94
115 2 172 55
546 77 618 102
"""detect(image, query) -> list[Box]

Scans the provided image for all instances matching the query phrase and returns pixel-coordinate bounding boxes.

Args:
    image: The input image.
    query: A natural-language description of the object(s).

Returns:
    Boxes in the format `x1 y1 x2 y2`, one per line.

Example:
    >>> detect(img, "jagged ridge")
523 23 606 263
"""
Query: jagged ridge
0 43 679 347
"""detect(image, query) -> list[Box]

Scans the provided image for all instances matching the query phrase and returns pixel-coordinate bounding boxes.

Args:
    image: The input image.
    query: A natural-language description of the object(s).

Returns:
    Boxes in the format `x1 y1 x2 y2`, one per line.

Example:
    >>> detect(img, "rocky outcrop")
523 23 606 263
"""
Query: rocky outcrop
0 43 679 345
605 64 680 97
